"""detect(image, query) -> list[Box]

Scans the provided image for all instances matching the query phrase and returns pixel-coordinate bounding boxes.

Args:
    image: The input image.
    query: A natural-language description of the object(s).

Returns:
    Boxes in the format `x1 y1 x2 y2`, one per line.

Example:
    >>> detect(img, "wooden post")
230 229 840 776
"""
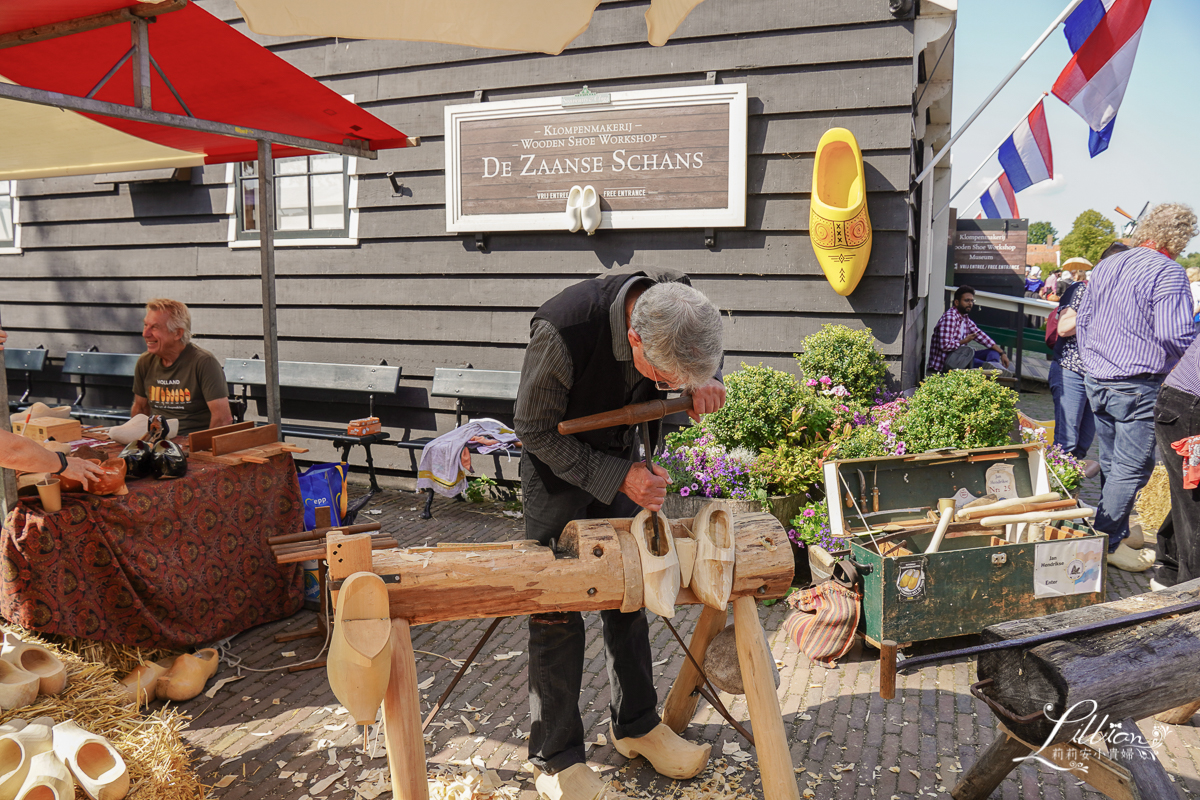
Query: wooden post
879 640 897 700
661 605 726 733
1156 699 1200 726
732 596 799 800
950 732 1030 800
383 618 428 800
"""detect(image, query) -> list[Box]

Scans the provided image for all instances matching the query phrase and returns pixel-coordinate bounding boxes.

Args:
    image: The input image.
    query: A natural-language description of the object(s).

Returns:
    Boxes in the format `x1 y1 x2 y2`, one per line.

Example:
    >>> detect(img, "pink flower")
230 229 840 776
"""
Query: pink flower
803 508 816 517
819 376 832 385
806 379 819 387
680 486 691 497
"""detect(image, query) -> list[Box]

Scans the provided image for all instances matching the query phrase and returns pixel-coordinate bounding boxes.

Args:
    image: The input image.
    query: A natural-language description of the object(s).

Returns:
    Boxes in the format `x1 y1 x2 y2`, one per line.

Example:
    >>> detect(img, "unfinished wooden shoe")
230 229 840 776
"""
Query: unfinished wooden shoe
690 502 735 611
0 662 39 712
14 750 73 800
0 635 66 697
52 720 128 800
327 571 393 726
0 718 53 800
675 524 697 589
533 763 605 800
631 509 680 619
611 722 711 779
117 659 173 708
156 650 218 702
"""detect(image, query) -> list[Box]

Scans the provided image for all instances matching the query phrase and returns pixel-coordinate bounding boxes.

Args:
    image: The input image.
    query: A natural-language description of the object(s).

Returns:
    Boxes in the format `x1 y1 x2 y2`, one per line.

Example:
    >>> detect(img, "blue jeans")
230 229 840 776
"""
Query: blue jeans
974 349 1003 368
1049 362 1096 459
1085 375 1162 551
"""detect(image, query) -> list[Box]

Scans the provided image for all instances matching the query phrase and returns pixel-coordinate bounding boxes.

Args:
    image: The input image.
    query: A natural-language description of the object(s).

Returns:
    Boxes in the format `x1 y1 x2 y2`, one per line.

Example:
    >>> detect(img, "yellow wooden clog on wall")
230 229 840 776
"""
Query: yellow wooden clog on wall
810 127 872 296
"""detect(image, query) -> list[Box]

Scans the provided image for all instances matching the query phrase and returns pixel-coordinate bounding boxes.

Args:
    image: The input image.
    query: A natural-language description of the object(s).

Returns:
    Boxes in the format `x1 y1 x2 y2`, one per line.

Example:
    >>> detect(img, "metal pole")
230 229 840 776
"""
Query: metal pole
1014 300 1025 389
0 308 15 515
257 139 282 429
913 0 1084 187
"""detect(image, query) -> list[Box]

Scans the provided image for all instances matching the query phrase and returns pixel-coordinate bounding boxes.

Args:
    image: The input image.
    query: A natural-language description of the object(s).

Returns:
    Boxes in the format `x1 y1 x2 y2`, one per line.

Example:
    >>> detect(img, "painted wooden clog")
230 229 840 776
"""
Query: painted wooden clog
156 649 219 702
0 718 53 800
0 635 65 697
51 720 128 800
810 127 872 296
630 509 680 619
327 571 393 726
13 750 73 800
690 501 735 611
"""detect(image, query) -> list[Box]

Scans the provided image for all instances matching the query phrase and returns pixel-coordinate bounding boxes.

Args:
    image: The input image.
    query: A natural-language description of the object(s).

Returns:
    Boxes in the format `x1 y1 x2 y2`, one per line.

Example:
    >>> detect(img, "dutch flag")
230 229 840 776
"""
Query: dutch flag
979 172 1020 220
997 101 1053 193
1052 0 1152 157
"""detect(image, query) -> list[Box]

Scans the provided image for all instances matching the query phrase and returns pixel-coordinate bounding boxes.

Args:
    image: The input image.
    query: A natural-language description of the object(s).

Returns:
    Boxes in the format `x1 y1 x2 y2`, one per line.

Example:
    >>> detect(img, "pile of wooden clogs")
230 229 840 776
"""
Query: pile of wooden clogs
0 717 129 800
0 633 68 711
116 649 220 707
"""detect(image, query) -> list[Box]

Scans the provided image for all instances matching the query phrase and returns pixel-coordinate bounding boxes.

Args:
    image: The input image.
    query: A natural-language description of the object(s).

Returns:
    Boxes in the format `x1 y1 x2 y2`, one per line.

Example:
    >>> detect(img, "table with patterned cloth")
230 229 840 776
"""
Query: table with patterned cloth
0 452 305 649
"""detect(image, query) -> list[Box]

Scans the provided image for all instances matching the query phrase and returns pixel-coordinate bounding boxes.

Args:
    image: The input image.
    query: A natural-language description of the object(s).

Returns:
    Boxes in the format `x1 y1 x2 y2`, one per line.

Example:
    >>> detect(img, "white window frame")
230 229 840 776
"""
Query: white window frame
0 181 21 255
227 156 359 249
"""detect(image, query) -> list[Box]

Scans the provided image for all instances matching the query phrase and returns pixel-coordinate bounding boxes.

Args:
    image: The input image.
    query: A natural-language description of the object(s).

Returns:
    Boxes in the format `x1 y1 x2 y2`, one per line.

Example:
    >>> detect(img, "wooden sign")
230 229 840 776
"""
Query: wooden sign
954 219 1029 276
445 84 747 233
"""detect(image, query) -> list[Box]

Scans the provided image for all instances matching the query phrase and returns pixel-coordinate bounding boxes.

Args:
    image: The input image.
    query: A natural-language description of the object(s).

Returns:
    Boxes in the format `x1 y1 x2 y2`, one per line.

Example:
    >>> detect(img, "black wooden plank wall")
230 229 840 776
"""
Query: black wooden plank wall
2 0 918 474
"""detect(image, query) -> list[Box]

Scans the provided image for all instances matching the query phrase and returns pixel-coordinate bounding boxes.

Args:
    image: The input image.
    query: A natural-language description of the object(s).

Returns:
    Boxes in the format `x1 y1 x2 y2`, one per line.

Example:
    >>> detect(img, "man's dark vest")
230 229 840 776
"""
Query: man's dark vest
527 271 689 494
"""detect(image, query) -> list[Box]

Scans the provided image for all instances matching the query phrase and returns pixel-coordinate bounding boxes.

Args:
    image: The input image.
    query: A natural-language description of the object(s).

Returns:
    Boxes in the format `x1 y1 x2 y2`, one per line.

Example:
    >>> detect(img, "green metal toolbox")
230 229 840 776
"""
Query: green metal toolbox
822 445 1107 646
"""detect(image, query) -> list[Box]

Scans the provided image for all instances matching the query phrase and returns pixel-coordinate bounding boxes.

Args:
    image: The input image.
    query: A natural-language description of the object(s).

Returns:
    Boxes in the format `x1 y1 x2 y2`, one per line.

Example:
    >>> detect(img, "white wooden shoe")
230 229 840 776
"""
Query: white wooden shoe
564 185 584 233
611 722 711 779
676 529 697 589
690 502 735 611
13 750 73 800
0 662 39 712
327 571 393 726
0 718 53 800
51 720 128 800
0 635 66 697
631 509 680 619
533 763 605 800
580 185 601 234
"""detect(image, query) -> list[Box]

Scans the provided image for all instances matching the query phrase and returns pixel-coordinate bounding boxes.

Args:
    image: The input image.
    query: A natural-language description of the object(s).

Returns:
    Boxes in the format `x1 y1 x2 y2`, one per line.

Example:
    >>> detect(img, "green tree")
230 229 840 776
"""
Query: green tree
1028 221 1058 245
1179 252 1200 269
1037 262 1058 280
1060 210 1117 265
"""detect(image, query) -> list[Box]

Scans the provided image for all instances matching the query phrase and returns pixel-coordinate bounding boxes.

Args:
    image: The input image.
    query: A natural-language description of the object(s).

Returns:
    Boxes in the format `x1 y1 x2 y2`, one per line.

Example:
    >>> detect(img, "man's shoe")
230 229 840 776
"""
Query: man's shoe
13 750 73 800
611 723 711 779
1107 543 1155 573
533 763 605 800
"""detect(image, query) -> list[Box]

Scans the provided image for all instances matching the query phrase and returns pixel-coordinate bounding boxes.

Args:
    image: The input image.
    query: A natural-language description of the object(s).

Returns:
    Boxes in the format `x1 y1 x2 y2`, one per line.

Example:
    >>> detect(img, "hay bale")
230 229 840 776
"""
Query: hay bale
0 625 205 800
1135 464 1171 535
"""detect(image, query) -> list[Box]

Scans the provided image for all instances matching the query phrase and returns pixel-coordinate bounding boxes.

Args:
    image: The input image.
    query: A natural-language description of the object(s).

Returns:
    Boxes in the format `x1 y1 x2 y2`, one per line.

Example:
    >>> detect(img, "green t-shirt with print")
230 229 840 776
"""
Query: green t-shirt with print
133 343 227 435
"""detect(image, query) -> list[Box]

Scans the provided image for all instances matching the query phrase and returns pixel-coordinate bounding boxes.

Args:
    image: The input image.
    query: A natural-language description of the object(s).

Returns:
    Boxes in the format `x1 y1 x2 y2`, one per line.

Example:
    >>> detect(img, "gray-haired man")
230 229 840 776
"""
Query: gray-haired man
514 270 725 799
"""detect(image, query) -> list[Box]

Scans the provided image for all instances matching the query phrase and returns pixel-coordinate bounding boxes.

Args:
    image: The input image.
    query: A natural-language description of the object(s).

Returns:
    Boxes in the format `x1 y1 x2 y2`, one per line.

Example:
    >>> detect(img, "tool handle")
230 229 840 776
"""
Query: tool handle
979 507 1095 527
557 395 694 435
955 492 1062 520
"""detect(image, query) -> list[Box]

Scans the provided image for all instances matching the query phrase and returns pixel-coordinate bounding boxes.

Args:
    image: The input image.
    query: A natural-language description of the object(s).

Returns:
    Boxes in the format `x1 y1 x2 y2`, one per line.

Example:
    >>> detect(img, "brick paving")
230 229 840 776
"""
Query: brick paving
170 420 1198 800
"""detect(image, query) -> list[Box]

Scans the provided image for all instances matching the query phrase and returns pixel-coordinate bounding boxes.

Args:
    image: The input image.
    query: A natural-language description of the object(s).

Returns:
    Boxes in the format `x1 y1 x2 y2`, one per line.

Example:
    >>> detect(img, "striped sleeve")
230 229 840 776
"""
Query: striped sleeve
1152 270 1199 365
513 320 631 503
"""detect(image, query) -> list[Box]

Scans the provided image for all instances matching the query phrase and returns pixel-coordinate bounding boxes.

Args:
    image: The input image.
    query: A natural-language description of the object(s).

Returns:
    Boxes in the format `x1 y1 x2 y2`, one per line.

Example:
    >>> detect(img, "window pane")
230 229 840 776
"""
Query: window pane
242 179 258 232
311 154 342 174
0 202 12 244
277 156 308 175
277 175 309 230
241 161 256 179
0 180 9 196
311 173 345 229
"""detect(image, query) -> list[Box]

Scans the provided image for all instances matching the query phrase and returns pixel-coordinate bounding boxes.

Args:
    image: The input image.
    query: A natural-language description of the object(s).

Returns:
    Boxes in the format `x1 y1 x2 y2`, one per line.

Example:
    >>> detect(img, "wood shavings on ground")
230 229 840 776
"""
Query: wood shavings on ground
3 625 206 800
492 651 523 661
204 675 244 698
426 763 523 799
1134 464 1170 534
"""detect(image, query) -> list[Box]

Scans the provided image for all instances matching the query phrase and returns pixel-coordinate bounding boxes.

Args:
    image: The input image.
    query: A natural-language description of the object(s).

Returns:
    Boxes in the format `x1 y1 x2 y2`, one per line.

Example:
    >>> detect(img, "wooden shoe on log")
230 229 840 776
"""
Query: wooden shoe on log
533 763 605 800
117 660 173 708
0 635 66 697
691 502 735 611
327 571 393 726
0 719 53 800
631 509 679 619
52 720 128 800
676 532 697 589
611 722 711 779
156 650 219 702
14 750 74 800
0 662 38 712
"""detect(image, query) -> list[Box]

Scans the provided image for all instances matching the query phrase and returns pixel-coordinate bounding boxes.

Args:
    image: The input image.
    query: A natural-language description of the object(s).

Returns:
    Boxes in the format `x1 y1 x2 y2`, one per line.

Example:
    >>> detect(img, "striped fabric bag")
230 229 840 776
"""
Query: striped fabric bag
782 562 861 669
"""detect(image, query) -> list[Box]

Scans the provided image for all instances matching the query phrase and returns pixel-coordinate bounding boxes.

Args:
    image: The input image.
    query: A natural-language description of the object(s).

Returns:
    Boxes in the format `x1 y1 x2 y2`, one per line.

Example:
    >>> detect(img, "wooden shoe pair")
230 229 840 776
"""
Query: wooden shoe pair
0 634 67 710
117 649 219 706
0 718 129 800
52 720 128 800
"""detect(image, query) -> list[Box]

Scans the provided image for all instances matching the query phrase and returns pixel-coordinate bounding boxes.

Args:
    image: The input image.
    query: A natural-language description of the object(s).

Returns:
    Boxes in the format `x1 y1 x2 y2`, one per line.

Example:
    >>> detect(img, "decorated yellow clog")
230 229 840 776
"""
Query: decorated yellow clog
810 127 872 296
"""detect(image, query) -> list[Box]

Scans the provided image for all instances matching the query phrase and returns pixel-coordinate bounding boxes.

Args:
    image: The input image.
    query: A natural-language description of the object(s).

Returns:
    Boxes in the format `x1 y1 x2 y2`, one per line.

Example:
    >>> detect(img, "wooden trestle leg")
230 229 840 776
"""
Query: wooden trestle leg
662 605 727 734
732 596 800 800
383 618 428 800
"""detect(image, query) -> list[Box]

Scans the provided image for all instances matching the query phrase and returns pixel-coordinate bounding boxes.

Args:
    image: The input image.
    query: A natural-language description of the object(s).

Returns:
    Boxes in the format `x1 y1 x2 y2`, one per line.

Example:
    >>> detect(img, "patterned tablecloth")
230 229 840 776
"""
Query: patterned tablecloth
0 452 305 649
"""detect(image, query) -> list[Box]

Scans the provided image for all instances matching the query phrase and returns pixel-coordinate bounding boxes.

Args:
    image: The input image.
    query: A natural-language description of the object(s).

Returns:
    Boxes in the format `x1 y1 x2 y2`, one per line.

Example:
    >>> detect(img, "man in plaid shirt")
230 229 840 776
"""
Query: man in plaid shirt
928 285 1011 373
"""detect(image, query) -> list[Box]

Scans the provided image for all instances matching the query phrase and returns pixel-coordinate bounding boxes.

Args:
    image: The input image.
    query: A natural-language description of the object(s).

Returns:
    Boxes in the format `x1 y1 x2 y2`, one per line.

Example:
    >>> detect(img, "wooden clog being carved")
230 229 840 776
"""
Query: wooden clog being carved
631 510 680 619
156 649 219 702
14 749 74 800
0 635 66 697
691 502 735 611
0 663 38 713
117 660 173 708
52 720 128 800
533 763 605 800
611 722 711 779
327 571 393 726
675 526 697 589
0 718 53 800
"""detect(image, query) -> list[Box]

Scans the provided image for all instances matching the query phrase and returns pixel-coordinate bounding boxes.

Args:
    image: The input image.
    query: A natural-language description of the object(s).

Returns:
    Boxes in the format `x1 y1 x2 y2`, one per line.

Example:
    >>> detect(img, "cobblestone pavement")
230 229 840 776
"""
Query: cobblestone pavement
173 441 1197 800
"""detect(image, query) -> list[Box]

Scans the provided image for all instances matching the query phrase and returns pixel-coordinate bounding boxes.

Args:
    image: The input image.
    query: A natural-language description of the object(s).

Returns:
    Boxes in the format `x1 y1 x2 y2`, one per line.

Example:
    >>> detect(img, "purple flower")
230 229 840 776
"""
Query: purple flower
680 486 691 497
894 442 906 456
691 483 699 491
803 508 816 518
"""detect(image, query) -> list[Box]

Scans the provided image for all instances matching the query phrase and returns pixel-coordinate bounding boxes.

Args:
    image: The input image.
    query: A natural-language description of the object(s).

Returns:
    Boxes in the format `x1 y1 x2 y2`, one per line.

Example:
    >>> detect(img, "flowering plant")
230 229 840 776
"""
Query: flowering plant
788 500 841 552
660 429 762 500
796 324 889 404
1020 425 1085 494
833 397 911 459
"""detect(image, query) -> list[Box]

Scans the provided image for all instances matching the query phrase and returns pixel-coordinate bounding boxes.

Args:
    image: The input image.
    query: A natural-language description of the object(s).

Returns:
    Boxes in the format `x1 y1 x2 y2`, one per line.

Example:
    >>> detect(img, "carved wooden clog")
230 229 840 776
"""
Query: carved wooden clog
327 571 393 726
117 659 173 708
630 509 680 619
14 750 73 800
533 763 605 800
0 718 53 800
52 720 128 800
611 722 711 779
0 635 65 697
690 502 735 611
156 649 219 703
0 662 39 713
675 526 697 589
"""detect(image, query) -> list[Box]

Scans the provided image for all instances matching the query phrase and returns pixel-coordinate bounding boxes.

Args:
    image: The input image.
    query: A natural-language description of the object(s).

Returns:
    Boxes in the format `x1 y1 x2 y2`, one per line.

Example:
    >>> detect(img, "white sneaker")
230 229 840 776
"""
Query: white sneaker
564 185 583 233
580 185 601 234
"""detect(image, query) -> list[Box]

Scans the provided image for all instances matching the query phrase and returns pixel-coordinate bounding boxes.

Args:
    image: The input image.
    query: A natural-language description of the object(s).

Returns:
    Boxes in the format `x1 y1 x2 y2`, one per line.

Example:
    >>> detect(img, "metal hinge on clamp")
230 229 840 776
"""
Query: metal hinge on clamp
328 573 400 592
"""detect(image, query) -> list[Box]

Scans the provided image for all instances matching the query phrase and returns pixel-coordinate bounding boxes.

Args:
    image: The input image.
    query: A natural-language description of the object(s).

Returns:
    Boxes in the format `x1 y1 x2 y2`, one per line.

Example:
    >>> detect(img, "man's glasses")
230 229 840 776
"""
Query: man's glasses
648 362 681 392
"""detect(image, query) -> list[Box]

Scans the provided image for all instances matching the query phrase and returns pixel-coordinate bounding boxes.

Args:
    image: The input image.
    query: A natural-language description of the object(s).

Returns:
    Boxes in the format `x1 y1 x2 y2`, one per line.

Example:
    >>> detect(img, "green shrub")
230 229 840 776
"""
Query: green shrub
703 364 802 452
796 324 888 403
903 371 1018 453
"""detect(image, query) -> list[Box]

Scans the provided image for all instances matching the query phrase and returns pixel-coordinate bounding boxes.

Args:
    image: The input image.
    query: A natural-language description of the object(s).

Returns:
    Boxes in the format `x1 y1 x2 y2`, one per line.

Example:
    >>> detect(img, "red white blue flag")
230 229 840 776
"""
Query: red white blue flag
1052 0 1152 157
997 101 1053 192
979 172 1020 220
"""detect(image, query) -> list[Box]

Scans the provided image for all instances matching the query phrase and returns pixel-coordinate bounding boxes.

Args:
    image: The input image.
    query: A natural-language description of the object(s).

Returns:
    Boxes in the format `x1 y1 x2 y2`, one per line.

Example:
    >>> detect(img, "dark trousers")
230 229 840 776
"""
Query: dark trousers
1153 385 1200 585
520 455 660 775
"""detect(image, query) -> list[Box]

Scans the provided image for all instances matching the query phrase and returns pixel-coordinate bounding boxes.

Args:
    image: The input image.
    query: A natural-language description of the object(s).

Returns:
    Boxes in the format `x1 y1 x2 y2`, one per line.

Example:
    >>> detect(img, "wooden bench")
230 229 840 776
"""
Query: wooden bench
393 368 521 519
4 347 48 411
62 350 140 423
223 358 402 494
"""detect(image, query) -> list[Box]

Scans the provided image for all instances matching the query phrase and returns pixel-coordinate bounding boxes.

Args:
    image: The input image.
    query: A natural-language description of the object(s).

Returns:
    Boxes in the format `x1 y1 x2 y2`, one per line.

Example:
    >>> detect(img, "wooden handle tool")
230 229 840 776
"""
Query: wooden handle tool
557 395 693 435
979 507 1095 528
955 492 1062 520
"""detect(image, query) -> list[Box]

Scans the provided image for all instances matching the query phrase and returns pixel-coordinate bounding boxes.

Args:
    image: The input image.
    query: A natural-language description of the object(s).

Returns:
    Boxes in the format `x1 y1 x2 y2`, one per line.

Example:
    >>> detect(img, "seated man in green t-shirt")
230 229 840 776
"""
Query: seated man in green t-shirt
131 299 233 436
